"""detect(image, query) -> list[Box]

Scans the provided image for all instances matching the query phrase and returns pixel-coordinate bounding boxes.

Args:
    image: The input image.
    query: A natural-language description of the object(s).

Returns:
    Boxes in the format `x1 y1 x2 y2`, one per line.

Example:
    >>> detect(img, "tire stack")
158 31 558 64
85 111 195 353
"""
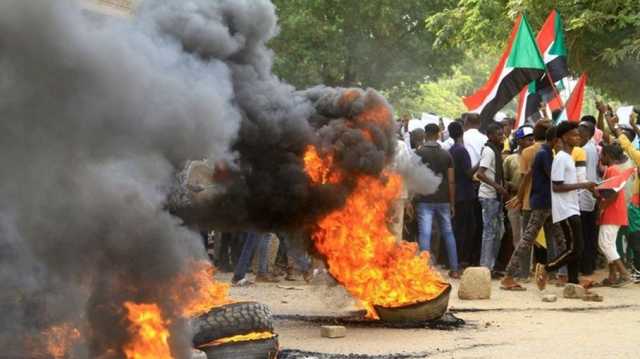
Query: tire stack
191 302 279 359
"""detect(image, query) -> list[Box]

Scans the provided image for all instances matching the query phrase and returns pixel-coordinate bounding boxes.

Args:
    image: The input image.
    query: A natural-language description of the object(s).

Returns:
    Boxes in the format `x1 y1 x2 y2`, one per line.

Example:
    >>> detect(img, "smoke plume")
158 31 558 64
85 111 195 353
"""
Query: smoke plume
0 0 439 358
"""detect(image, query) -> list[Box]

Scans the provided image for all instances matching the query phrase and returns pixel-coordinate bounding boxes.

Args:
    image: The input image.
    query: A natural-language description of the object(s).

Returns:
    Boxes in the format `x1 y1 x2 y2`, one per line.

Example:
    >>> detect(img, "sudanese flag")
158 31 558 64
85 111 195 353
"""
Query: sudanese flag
464 15 546 127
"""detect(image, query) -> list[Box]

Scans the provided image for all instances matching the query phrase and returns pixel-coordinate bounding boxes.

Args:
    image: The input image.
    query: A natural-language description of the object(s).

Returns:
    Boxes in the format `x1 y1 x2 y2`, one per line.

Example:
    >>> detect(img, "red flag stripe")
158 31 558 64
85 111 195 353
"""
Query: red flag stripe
536 10 557 54
565 74 588 122
463 16 522 111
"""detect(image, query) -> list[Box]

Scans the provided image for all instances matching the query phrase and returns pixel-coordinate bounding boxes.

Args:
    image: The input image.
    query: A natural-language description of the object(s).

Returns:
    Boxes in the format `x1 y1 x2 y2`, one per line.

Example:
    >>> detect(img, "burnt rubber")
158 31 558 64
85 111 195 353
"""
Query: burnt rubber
200 337 279 359
192 302 274 347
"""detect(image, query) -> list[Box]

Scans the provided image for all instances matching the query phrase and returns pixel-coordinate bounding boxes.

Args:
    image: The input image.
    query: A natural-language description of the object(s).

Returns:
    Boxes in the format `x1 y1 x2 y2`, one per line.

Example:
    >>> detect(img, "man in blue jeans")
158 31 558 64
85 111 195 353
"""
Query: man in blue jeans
415 124 460 278
476 123 508 277
231 232 280 286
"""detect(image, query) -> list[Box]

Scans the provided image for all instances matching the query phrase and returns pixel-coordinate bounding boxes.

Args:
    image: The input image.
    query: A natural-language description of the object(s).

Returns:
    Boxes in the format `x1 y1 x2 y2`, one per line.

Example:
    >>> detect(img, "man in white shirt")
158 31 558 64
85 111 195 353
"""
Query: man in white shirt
476 123 508 273
536 122 596 290
463 113 488 167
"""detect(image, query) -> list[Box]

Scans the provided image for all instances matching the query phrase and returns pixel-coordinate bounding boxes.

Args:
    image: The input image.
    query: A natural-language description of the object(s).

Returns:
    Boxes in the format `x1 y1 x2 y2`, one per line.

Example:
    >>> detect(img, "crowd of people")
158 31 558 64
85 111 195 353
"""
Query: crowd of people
396 104 640 289
206 104 640 290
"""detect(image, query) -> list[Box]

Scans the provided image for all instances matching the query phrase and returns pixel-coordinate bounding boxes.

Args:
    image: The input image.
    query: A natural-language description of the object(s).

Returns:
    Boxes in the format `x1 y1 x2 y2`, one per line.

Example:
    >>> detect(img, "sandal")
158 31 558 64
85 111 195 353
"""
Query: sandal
500 283 527 291
591 278 614 288
611 277 633 288
583 292 604 302
535 263 547 291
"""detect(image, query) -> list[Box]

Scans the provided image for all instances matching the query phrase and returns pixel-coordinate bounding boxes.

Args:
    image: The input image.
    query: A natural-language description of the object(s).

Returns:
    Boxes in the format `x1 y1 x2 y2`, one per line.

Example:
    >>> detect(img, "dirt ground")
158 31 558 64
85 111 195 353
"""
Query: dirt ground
220 271 640 358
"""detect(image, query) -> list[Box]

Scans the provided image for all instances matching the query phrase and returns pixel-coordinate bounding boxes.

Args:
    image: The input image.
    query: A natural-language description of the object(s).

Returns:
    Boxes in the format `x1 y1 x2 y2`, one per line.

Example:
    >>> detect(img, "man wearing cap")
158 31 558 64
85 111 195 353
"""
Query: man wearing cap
503 126 534 280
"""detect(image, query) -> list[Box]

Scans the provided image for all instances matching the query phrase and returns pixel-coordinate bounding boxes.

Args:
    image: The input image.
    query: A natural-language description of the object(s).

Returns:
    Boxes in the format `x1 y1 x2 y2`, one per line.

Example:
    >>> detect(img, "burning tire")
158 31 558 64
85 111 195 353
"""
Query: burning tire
192 302 274 347
199 336 279 359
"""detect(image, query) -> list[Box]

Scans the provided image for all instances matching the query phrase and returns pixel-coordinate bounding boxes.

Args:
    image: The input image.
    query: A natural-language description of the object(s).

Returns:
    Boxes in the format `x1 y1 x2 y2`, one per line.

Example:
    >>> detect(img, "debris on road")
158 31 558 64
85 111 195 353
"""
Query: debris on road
321 325 347 338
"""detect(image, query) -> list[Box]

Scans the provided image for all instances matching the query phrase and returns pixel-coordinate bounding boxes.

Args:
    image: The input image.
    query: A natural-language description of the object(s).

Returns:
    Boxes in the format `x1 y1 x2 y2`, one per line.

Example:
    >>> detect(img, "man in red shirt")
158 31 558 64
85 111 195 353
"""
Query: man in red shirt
598 143 633 287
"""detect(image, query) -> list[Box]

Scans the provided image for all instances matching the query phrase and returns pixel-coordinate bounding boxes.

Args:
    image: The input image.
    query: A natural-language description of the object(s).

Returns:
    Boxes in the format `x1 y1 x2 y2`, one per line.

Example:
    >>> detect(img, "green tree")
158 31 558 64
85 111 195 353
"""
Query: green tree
386 49 497 118
269 0 461 91
427 0 640 103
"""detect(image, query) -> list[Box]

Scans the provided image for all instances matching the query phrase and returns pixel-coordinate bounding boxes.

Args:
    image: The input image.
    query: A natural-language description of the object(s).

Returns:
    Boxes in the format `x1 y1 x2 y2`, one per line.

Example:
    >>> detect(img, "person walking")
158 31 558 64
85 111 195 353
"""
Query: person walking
503 126 534 279
501 127 565 290
536 122 596 290
415 124 460 278
231 232 280 286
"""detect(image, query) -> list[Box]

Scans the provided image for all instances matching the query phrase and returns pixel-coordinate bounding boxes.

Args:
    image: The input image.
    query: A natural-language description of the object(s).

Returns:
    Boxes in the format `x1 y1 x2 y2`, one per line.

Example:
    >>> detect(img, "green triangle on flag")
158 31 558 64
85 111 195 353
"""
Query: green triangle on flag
464 15 546 126
506 15 546 70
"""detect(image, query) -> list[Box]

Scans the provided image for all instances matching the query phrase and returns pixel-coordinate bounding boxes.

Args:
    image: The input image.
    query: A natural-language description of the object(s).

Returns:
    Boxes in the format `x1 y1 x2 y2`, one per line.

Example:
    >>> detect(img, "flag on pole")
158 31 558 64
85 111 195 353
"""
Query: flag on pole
515 10 569 127
535 10 569 88
464 15 546 127
557 74 588 123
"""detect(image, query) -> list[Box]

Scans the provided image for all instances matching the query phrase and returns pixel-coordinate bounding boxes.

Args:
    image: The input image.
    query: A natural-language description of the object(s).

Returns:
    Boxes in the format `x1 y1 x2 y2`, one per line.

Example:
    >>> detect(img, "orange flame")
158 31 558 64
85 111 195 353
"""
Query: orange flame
122 261 232 358
123 302 173 359
172 260 232 318
303 146 342 184
198 331 274 348
44 323 81 358
357 104 393 128
305 146 448 318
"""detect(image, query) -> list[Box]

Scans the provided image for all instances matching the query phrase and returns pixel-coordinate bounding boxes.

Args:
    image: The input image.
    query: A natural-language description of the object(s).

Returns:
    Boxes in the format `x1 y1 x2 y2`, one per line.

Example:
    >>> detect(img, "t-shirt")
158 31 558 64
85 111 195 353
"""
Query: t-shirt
600 165 629 226
503 153 523 196
520 141 543 210
572 147 589 212
464 129 488 167
439 137 454 151
415 141 453 203
530 144 553 210
551 150 581 223
449 143 476 202
392 140 411 199
579 140 599 211
478 145 498 199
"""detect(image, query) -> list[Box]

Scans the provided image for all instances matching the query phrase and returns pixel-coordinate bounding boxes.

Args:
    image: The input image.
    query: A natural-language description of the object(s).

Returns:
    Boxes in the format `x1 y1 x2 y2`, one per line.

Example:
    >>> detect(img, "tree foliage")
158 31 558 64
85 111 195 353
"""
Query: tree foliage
427 0 640 103
269 0 461 91
385 50 496 118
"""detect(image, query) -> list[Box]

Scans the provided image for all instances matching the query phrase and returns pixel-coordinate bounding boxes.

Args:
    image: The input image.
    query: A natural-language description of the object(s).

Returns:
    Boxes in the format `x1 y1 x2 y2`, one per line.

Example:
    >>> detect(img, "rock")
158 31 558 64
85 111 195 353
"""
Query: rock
321 325 346 338
542 294 557 303
563 284 586 299
458 267 491 300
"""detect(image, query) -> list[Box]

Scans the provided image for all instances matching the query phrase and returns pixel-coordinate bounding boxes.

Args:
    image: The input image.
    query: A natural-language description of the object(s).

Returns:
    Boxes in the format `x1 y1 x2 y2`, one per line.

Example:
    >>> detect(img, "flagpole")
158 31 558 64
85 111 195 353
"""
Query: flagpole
544 70 565 108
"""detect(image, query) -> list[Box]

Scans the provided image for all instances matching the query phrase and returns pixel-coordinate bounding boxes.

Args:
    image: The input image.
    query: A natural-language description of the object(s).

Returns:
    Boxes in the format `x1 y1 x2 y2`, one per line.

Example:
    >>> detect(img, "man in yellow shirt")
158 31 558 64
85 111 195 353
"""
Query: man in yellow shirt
503 126 534 279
